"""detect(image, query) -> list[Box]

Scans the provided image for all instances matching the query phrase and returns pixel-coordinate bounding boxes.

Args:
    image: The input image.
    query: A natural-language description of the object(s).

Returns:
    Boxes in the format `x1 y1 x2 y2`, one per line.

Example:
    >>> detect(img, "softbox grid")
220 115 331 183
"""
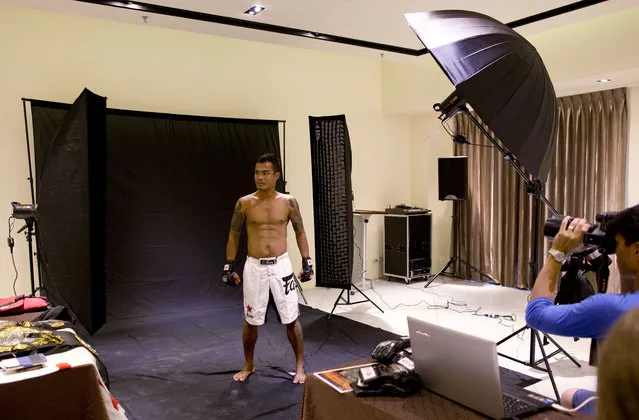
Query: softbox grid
308 115 353 290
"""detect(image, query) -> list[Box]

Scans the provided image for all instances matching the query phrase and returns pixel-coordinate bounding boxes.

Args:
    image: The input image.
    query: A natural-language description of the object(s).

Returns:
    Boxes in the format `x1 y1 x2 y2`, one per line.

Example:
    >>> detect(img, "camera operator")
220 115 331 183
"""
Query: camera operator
525 204 639 414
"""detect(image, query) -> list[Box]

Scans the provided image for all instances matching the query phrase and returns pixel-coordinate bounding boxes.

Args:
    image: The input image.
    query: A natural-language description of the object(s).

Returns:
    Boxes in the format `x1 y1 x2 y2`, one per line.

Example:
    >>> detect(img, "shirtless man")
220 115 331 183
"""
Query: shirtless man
222 153 313 384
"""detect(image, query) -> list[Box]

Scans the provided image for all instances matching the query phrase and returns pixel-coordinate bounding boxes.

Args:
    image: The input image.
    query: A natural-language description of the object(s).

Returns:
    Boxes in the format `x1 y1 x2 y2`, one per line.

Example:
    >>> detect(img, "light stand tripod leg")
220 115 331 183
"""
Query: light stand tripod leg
540 334 581 368
350 284 384 314
328 289 346 319
293 275 308 305
532 329 561 402
327 283 384 319
497 325 528 346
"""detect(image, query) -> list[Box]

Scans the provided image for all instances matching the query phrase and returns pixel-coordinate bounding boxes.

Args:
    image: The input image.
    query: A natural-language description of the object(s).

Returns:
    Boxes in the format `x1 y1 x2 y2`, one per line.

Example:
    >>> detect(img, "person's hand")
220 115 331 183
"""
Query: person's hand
299 257 314 282
551 216 590 254
222 260 241 286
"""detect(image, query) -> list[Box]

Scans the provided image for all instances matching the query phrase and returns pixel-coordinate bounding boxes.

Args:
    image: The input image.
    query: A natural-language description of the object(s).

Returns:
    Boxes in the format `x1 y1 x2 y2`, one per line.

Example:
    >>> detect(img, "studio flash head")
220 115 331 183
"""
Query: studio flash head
11 202 37 220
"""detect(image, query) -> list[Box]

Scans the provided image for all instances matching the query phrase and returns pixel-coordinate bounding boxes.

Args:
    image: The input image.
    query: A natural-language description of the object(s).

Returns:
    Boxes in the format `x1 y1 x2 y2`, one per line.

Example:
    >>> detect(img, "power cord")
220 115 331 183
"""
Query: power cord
352 221 517 325
551 396 598 413
8 216 18 295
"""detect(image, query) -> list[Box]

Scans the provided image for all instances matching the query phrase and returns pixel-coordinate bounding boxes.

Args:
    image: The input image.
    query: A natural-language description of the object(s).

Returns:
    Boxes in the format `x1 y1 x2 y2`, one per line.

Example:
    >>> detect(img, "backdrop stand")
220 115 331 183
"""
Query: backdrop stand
21 99 43 294
328 284 383 319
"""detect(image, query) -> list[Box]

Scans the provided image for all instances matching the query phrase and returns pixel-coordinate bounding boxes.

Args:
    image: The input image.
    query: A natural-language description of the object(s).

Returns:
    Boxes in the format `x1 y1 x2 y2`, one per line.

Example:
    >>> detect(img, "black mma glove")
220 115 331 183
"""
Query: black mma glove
371 337 411 365
222 259 238 287
300 257 314 282
352 363 421 398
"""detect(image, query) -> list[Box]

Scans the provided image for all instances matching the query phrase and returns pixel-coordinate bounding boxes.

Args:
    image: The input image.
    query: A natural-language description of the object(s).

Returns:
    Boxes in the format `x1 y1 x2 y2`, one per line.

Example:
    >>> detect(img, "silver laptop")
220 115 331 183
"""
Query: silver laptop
407 316 554 419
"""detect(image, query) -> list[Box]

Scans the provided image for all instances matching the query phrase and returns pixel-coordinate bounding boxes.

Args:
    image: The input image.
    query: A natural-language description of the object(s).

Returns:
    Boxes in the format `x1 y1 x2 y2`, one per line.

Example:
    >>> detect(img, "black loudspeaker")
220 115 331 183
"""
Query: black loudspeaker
438 156 468 201
383 214 432 284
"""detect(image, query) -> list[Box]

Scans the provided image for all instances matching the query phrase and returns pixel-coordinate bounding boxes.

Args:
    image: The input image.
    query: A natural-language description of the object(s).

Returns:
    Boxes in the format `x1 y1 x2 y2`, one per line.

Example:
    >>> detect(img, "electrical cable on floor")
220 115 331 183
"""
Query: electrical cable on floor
353 224 519 327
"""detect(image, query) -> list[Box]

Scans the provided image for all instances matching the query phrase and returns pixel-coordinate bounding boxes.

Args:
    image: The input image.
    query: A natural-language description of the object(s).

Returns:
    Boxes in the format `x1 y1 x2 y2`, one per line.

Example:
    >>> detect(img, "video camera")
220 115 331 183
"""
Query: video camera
544 211 618 305
544 211 618 254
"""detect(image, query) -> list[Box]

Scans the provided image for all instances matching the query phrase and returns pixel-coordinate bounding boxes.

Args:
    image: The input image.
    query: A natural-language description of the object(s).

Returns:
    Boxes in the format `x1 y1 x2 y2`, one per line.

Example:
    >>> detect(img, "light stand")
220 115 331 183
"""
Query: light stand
11 202 39 296
328 211 385 319
17 218 38 296
435 94 580 402
328 283 384 319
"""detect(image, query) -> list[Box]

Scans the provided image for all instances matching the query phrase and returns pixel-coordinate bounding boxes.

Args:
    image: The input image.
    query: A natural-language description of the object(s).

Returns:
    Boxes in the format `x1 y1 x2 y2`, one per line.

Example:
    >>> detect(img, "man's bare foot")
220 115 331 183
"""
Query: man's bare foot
293 369 306 384
233 368 255 382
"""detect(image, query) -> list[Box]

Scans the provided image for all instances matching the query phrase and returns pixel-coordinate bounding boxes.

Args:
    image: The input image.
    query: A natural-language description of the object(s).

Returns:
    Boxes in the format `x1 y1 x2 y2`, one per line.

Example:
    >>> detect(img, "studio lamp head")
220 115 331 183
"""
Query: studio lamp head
11 202 37 220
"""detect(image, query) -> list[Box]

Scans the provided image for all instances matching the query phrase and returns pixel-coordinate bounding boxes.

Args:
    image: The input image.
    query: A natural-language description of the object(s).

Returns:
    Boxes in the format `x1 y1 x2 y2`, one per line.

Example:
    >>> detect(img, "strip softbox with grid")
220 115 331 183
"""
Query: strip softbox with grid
308 115 354 290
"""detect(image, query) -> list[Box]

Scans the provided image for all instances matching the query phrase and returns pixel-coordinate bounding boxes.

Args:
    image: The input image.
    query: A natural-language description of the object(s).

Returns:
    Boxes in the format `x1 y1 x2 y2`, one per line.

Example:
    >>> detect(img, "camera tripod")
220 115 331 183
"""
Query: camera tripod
425 201 497 289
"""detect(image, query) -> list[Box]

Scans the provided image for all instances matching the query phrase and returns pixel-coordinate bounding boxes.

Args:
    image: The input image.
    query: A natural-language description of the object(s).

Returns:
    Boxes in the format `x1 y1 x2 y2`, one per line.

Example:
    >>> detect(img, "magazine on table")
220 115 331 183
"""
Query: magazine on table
314 362 383 393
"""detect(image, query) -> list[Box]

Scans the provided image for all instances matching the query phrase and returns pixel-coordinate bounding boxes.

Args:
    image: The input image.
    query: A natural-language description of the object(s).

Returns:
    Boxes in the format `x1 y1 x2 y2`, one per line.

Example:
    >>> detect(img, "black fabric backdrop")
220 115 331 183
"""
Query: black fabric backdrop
32 99 283 324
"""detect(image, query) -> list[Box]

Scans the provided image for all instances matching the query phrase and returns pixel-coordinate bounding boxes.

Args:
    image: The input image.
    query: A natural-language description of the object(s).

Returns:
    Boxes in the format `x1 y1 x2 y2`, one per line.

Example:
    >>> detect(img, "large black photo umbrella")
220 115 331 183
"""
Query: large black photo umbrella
405 10 557 182
404 10 571 402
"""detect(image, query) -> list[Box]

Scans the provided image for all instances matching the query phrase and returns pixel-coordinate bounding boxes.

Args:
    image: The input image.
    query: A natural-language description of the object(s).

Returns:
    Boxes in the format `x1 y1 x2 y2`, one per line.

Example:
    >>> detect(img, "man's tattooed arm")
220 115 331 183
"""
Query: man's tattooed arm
226 199 245 260
289 197 310 257
230 200 245 233
289 198 304 233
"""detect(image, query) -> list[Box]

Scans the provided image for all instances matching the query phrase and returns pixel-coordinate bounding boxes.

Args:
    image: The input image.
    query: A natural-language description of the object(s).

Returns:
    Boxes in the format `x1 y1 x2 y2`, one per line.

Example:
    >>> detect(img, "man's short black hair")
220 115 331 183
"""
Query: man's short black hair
607 204 639 245
256 153 281 174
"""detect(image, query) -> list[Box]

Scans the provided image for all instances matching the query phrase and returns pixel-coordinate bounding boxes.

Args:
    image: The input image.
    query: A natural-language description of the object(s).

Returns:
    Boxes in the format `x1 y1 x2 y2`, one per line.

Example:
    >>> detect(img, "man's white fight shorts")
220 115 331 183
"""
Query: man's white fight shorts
242 252 299 325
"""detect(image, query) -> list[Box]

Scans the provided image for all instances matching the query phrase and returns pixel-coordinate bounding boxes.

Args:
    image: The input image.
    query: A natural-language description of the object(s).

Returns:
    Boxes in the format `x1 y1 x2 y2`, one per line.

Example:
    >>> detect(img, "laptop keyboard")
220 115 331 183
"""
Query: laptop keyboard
503 394 534 415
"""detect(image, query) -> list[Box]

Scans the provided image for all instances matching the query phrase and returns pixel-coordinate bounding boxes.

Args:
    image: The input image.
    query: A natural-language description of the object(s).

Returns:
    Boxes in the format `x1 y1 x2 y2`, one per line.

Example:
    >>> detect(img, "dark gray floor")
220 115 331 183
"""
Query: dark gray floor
91 294 398 420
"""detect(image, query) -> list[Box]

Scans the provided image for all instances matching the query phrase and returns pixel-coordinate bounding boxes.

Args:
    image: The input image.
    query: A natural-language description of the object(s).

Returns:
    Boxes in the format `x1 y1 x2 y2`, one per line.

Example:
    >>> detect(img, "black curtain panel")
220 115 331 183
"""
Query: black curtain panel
308 115 354 290
31 97 282 323
32 89 107 335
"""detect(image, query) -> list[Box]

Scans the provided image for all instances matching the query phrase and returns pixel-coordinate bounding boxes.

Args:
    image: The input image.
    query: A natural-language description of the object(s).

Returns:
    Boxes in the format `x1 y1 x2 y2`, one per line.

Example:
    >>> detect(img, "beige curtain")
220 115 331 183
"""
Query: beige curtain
454 88 628 288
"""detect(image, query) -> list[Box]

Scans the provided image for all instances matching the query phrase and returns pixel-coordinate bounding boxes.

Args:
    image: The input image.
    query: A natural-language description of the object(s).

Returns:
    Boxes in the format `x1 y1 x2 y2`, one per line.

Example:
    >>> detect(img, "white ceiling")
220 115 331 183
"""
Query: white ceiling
2 0 639 93
2 0 637 55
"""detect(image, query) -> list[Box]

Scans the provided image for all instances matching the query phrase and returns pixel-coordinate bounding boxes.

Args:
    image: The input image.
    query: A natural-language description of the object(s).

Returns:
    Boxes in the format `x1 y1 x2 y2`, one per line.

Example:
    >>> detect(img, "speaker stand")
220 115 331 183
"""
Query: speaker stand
425 201 497 288
425 256 496 288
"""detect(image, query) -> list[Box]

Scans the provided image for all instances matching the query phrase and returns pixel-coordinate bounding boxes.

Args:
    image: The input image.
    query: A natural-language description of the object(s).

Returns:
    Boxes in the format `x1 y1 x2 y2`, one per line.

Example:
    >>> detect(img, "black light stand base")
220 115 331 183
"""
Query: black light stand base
328 283 384 319
497 325 581 402
16 217 38 296
425 256 497 289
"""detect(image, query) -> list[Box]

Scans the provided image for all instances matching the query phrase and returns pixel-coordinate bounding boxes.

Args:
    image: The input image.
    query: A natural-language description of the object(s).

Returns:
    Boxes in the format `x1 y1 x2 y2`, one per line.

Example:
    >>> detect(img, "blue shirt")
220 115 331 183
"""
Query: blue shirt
525 292 639 339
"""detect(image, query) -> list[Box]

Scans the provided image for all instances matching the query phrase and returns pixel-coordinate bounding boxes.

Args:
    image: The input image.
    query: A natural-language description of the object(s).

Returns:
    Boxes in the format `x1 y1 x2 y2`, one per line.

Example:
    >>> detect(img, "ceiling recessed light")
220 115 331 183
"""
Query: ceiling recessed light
597 79 611 83
245 5 265 15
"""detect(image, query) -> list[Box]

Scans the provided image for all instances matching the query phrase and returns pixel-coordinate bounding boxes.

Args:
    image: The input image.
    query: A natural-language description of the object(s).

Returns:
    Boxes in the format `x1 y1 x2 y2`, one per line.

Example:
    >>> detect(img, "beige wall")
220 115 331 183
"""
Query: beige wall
1 4 637 297
0 5 412 296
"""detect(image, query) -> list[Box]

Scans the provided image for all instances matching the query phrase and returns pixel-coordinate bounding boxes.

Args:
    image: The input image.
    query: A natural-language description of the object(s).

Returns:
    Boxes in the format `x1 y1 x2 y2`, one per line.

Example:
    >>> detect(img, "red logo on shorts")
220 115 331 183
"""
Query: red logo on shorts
246 305 252 313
